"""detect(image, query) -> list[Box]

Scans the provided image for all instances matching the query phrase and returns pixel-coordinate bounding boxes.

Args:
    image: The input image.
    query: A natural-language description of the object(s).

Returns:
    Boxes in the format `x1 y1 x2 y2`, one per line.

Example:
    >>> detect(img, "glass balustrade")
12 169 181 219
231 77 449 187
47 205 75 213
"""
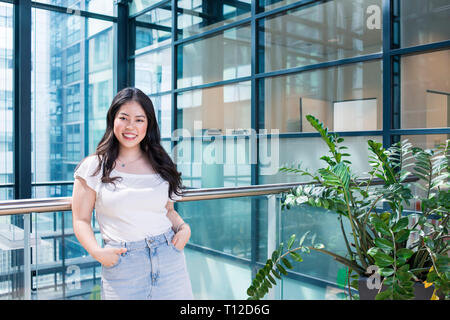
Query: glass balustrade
0 191 355 300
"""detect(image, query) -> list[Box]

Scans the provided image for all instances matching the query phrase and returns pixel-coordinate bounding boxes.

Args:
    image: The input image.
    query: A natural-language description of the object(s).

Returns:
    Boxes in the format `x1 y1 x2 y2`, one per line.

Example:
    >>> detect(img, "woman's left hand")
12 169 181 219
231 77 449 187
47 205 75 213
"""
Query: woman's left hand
172 224 191 251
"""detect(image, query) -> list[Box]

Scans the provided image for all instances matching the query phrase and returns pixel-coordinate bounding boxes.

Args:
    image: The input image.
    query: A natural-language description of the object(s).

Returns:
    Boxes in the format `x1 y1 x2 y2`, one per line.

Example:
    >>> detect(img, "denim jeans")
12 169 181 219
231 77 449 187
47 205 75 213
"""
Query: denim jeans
101 228 193 300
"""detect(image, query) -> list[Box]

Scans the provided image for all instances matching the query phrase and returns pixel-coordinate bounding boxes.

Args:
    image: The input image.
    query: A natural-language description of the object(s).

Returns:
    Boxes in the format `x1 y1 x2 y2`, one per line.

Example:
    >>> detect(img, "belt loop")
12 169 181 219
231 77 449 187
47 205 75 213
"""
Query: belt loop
164 230 171 245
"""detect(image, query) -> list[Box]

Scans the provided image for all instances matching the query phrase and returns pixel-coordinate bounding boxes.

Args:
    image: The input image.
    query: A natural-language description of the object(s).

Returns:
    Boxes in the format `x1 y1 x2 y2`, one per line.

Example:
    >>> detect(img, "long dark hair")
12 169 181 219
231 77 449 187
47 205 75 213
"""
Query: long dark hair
88 87 182 200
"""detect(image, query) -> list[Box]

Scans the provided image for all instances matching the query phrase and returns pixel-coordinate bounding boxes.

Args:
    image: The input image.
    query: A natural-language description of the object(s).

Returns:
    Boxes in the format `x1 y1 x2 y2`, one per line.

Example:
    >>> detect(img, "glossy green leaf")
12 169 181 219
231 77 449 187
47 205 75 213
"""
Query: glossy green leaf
380 211 391 225
287 234 296 250
299 231 310 246
378 267 394 277
393 217 409 232
370 215 391 236
282 258 293 269
276 263 288 276
271 250 279 262
395 229 411 243
396 248 414 259
374 238 394 252
290 251 303 262
375 290 392 300
267 274 277 286
272 269 282 280
368 247 395 267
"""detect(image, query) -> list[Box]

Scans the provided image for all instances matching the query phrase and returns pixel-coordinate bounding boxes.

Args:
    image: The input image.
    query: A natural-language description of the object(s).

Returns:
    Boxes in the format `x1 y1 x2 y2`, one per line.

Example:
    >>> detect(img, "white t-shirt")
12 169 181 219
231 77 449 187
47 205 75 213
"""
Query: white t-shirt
73 155 182 243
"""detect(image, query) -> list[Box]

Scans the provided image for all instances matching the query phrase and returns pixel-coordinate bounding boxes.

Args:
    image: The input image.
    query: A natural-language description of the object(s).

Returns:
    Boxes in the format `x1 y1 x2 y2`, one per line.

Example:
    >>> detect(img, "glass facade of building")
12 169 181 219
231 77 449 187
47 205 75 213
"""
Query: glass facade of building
0 0 449 300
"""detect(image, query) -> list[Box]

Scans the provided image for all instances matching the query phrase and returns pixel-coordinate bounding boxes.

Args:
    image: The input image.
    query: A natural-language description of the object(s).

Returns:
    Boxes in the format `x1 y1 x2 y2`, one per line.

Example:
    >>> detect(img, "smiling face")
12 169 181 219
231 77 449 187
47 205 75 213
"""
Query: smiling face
113 100 148 151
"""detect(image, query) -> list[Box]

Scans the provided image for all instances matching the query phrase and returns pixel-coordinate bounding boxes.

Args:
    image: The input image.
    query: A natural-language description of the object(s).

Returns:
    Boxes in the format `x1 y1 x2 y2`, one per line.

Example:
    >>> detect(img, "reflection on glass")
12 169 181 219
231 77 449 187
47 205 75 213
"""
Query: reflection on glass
259 136 383 185
0 214 30 299
129 0 161 16
177 0 251 38
401 134 448 152
178 25 251 88
150 94 172 138
262 0 382 72
135 47 172 94
0 3 13 188
399 50 450 129
174 136 252 188
280 203 352 291
135 7 172 54
35 0 114 16
260 0 298 11
32 9 114 183
0 187 13 201
262 60 382 133
30 186 101 300
177 81 251 136
177 197 253 258
397 0 450 48
398 134 449 212
175 83 253 188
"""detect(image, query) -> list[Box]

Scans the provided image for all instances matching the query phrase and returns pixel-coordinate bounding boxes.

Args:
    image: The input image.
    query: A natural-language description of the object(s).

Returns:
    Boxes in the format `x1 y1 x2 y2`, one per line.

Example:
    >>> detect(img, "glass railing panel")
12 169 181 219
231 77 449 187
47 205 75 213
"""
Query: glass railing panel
278 201 352 299
29 208 102 300
31 185 102 300
176 194 272 299
1 184 356 300
176 192 351 300
0 214 32 300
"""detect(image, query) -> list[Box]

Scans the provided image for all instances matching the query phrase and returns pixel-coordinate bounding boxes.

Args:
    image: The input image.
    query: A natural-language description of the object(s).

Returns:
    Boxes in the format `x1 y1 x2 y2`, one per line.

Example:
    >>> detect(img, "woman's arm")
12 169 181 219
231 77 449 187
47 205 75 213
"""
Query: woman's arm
72 177 126 266
166 201 191 250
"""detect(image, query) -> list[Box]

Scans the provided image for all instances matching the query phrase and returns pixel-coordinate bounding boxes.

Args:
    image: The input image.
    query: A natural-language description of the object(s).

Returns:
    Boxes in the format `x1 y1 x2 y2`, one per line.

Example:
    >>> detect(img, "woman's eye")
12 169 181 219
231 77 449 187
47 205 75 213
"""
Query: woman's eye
119 117 127 120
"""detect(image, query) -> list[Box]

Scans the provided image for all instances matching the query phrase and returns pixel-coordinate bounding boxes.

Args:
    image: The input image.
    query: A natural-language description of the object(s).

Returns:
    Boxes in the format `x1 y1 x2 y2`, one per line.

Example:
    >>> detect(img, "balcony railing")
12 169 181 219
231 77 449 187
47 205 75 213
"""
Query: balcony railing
0 178 418 300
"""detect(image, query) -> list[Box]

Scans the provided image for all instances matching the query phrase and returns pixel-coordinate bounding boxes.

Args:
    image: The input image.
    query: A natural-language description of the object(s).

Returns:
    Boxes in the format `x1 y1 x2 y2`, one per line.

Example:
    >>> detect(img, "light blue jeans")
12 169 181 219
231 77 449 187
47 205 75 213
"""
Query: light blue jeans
101 228 193 300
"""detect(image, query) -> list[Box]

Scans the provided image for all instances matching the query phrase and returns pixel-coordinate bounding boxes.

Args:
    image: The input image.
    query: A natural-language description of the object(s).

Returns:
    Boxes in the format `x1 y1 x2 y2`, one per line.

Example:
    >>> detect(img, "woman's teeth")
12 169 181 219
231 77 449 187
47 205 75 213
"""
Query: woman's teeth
123 134 137 140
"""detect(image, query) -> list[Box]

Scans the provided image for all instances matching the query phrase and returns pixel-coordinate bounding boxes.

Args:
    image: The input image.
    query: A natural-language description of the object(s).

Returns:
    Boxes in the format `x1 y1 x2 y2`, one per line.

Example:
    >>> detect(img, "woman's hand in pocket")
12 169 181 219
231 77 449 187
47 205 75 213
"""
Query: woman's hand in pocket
172 224 191 251
93 247 127 267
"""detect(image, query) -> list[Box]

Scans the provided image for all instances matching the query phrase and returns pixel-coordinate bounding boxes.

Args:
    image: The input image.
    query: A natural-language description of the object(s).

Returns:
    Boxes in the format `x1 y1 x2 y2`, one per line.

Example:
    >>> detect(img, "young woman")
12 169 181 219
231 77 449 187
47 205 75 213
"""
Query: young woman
71 87 193 300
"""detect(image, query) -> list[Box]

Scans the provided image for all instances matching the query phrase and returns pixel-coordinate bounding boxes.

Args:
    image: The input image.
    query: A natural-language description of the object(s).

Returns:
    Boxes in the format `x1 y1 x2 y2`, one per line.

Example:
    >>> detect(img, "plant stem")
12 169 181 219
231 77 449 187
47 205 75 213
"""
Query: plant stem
346 268 353 300
310 247 366 275
339 215 354 261
391 229 397 298
343 189 368 270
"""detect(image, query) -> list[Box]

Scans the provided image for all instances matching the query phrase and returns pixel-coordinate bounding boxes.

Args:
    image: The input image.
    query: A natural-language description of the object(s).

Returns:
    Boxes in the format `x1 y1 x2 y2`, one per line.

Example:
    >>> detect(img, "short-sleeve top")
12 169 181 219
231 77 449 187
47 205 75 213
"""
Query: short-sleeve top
73 155 182 243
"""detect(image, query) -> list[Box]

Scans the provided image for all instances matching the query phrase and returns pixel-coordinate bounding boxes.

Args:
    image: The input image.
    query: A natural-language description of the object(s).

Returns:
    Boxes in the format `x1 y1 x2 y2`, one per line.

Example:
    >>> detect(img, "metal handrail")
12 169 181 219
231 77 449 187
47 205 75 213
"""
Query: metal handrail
0 176 419 216
0 182 304 216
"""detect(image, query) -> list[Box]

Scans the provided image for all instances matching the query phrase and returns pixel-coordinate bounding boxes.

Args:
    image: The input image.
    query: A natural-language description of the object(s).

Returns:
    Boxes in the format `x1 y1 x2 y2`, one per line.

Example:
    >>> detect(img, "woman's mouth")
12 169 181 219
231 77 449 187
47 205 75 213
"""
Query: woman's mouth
122 133 137 141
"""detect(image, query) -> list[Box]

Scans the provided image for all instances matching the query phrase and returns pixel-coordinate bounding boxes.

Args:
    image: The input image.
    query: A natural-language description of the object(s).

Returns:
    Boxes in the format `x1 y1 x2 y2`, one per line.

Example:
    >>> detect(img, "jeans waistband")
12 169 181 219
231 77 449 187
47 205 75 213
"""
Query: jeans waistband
103 228 175 251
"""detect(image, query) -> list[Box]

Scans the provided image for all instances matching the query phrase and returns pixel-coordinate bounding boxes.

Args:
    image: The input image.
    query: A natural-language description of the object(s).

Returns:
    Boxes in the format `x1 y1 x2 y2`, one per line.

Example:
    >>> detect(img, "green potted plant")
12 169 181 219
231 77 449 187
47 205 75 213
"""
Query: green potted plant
247 115 449 300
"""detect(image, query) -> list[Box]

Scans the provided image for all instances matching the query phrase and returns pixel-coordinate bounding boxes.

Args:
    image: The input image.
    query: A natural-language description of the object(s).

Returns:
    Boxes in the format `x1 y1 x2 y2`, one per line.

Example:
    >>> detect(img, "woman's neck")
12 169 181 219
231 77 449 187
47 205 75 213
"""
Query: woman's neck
117 147 144 161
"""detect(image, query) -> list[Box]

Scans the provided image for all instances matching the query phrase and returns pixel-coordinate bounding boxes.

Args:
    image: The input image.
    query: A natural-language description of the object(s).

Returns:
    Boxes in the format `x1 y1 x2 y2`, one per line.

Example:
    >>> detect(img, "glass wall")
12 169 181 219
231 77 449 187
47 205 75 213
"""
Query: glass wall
0 0 116 300
35 0 115 16
177 25 252 88
261 0 382 73
1 0 449 300
127 0 450 300
0 2 13 200
395 0 450 48
262 61 382 133
177 0 251 39
398 50 450 129
31 8 114 183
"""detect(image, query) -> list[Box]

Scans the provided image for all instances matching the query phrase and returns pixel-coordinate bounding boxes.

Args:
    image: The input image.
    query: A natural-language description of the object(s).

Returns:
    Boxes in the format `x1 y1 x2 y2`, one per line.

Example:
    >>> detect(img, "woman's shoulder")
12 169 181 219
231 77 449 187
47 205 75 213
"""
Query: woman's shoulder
75 154 102 173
